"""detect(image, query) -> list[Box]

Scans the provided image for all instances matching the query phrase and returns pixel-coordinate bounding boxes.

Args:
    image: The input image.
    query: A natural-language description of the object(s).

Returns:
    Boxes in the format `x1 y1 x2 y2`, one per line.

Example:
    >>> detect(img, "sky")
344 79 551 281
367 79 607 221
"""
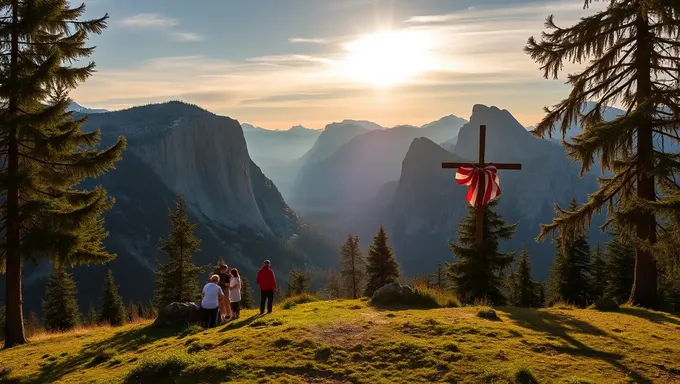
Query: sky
73 0 605 130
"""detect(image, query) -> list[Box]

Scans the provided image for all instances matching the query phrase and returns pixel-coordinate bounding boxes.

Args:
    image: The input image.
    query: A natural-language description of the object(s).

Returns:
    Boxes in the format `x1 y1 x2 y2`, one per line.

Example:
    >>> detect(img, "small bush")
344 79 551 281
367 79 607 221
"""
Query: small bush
551 300 578 310
371 284 460 309
124 353 191 382
513 366 539 384
281 293 320 309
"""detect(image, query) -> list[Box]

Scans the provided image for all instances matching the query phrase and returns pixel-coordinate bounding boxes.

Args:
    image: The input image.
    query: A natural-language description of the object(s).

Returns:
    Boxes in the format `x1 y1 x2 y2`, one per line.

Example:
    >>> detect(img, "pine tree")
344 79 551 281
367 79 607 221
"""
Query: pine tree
364 225 400 297
153 195 206 309
240 276 255 309
657 218 680 313
447 200 516 305
136 302 145 319
325 270 343 299
508 249 541 308
433 263 447 289
526 0 680 309
24 312 43 336
42 266 81 331
99 270 126 326
85 305 98 326
340 235 367 299
588 243 608 301
537 282 546 308
126 301 138 323
546 199 592 307
0 1 125 348
286 270 310 297
604 225 635 304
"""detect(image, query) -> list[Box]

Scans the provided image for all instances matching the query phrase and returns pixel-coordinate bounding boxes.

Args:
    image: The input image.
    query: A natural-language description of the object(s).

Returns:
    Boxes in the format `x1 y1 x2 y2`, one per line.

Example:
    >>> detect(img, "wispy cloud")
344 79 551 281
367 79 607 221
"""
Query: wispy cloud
288 37 329 44
172 32 205 42
119 13 178 29
118 13 204 42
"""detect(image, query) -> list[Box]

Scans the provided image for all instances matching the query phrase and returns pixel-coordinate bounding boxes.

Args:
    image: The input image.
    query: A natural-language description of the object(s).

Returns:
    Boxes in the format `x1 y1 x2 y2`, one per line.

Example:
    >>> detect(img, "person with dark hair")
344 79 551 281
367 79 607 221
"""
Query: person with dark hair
217 263 231 321
256 260 277 314
201 274 224 328
229 268 242 319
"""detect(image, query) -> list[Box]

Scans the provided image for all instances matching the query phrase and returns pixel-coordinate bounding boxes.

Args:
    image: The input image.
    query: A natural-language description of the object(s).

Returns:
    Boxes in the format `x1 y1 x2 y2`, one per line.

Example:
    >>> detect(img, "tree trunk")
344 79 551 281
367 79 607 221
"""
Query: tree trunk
4 0 27 348
628 11 658 309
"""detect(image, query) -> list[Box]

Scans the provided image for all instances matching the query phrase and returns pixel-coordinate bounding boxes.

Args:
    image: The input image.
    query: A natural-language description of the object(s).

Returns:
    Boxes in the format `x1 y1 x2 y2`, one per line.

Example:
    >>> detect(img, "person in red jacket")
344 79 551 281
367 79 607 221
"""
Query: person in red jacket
256 260 277 314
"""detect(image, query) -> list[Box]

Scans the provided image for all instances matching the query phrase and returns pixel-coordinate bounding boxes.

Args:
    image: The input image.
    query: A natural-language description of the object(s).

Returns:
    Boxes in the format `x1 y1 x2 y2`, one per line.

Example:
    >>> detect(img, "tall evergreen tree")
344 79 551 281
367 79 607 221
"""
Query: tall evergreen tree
364 225 400 297
447 200 516 305
136 302 145 319
508 249 541 308
99 270 126 326
85 305 97 326
526 0 680 309
153 195 205 309
588 243 608 301
325 270 343 299
0 0 125 348
604 225 635 304
240 276 255 309
432 263 448 289
340 235 366 299
42 265 80 331
286 269 310 297
546 199 592 307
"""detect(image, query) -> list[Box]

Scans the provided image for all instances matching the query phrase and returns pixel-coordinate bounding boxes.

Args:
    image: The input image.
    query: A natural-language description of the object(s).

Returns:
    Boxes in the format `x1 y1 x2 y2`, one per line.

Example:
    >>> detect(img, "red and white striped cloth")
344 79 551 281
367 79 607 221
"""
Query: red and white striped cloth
455 165 501 207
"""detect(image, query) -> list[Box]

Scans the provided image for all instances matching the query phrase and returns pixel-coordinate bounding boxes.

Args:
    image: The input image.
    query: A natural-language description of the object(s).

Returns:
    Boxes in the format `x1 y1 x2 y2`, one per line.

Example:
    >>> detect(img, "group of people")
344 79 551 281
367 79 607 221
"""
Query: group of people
200 259 278 328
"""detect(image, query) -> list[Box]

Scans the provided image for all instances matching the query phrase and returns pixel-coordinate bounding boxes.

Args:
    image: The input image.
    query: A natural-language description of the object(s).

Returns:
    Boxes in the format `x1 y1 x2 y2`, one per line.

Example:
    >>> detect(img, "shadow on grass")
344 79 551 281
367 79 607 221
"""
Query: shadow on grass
22 325 180 384
218 314 262 332
505 308 652 384
617 306 680 326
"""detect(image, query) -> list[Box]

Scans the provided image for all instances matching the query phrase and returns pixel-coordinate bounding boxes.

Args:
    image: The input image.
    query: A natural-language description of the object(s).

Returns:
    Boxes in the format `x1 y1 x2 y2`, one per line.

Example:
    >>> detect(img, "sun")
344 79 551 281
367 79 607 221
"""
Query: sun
339 30 440 87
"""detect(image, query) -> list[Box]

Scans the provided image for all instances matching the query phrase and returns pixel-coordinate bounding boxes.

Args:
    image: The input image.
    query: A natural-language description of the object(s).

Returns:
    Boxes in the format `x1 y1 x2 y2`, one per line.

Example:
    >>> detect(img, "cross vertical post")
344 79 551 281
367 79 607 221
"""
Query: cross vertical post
475 125 487 246
441 124 522 247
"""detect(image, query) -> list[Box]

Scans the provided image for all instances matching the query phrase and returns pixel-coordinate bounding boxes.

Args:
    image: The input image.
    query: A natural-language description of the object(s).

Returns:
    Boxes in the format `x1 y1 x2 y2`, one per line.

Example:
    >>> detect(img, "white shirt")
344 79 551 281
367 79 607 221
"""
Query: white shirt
201 282 224 309
229 277 242 303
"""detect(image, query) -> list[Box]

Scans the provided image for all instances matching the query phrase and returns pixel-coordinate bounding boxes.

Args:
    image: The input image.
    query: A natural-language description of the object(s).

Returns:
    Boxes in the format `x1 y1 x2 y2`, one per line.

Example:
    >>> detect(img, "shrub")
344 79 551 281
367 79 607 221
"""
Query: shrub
371 284 460 309
476 307 499 321
281 293 321 310
550 300 578 310
513 366 539 384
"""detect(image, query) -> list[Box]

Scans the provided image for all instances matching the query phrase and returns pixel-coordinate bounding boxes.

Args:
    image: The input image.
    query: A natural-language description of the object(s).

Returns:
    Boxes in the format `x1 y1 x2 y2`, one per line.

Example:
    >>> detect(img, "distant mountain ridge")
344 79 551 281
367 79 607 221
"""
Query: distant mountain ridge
67 101 108 114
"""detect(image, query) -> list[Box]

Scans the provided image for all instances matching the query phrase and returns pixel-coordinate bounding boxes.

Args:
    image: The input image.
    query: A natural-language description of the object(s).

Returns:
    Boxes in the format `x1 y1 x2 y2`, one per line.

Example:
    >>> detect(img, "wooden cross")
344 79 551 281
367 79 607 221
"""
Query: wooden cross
441 125 522 246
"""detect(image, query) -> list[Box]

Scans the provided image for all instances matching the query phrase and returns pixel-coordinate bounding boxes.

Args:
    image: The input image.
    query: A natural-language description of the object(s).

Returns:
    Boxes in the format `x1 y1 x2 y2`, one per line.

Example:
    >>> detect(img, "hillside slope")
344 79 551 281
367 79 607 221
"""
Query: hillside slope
1 302 679 383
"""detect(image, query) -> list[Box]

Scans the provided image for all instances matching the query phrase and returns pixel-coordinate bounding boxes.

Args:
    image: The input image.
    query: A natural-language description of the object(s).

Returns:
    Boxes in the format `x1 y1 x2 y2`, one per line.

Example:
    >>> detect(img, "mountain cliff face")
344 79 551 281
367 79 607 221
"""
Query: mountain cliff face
420 114 468 145
14 101 334 313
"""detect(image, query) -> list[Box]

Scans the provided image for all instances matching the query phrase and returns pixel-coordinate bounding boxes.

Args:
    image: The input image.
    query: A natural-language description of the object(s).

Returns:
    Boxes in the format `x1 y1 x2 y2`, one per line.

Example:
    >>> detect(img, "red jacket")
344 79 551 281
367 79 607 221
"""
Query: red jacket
256 265 277 291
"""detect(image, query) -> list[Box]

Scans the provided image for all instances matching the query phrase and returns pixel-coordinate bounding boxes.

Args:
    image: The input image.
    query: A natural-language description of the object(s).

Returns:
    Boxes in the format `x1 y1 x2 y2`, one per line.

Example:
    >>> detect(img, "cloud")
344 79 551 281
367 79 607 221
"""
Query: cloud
118 13 204 43
288 37 329 44
171 32 205 42
119 13 178 29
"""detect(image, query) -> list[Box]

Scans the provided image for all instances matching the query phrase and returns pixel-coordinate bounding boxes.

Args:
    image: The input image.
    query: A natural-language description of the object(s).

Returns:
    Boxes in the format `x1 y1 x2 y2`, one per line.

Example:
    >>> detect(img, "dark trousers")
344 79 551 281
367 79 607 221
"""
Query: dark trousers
230 301 241 318
260 290 274 313
203 307 219 328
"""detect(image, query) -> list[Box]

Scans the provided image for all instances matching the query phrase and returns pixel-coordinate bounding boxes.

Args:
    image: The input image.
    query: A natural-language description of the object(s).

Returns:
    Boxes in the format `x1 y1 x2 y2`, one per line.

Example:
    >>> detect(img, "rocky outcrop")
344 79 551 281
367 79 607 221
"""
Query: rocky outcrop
153 302 202 328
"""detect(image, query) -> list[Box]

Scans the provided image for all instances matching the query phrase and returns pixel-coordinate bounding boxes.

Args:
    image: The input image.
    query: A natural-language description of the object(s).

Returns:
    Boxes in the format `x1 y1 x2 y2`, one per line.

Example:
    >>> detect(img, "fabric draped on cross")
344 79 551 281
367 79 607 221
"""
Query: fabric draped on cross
455 165 501 207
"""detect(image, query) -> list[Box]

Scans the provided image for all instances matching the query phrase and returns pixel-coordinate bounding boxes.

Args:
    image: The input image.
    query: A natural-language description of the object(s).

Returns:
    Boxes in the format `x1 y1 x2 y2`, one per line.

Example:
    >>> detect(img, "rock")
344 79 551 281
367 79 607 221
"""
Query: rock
592 298 619 311
370 282 420 308
152 302 202 328
371 282 403 300
476 308 499 321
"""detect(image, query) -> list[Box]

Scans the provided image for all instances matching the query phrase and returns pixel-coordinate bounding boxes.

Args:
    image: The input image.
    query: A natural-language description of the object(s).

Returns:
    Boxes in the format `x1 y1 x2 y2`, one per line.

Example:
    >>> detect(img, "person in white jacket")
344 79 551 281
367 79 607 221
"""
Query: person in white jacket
228 268 242 319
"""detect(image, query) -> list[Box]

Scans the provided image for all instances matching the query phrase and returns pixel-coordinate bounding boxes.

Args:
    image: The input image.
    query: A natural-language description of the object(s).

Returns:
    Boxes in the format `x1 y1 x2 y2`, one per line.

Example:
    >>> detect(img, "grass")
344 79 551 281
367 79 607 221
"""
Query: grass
1 301 680 383
370 284 461 309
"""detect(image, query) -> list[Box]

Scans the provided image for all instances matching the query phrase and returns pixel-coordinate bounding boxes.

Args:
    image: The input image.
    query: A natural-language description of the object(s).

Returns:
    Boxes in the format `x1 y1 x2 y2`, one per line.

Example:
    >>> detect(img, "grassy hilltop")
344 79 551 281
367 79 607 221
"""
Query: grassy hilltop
1 300 679 384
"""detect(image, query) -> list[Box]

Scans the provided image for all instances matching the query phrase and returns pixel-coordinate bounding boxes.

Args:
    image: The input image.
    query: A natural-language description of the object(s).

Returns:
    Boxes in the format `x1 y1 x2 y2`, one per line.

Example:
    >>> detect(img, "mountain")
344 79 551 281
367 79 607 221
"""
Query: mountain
67 101 108 114
296 120 383 167
386 105 604 279
7 101 336 314
289 120 470 213
420 114 468 146
241 123 322 195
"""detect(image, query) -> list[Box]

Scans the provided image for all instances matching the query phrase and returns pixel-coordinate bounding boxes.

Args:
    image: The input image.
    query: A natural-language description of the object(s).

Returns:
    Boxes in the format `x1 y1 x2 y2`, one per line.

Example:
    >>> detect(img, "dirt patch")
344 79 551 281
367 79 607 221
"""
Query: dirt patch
310 323 368 347
531 344 561 356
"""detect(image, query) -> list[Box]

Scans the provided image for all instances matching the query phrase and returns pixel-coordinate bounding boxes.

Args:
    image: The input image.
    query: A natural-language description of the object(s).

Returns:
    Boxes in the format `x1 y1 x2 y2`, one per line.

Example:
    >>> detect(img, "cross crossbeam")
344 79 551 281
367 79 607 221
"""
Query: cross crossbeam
441 125 522 246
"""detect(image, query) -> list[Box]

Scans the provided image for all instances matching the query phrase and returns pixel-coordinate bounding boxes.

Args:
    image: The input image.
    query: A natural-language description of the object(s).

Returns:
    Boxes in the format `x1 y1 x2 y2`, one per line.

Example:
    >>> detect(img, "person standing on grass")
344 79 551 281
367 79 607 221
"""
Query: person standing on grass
256 260 277 314
217 263 231 321
201 274 224 328
229 268 242 319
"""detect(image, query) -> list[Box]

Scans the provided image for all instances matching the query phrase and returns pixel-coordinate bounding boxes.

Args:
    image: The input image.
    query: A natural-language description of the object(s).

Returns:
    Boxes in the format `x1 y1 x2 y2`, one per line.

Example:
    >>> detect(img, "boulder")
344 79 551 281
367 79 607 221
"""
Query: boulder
476 308 499 320
370 282 416 306
592 298 619 311
152 302 202 328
